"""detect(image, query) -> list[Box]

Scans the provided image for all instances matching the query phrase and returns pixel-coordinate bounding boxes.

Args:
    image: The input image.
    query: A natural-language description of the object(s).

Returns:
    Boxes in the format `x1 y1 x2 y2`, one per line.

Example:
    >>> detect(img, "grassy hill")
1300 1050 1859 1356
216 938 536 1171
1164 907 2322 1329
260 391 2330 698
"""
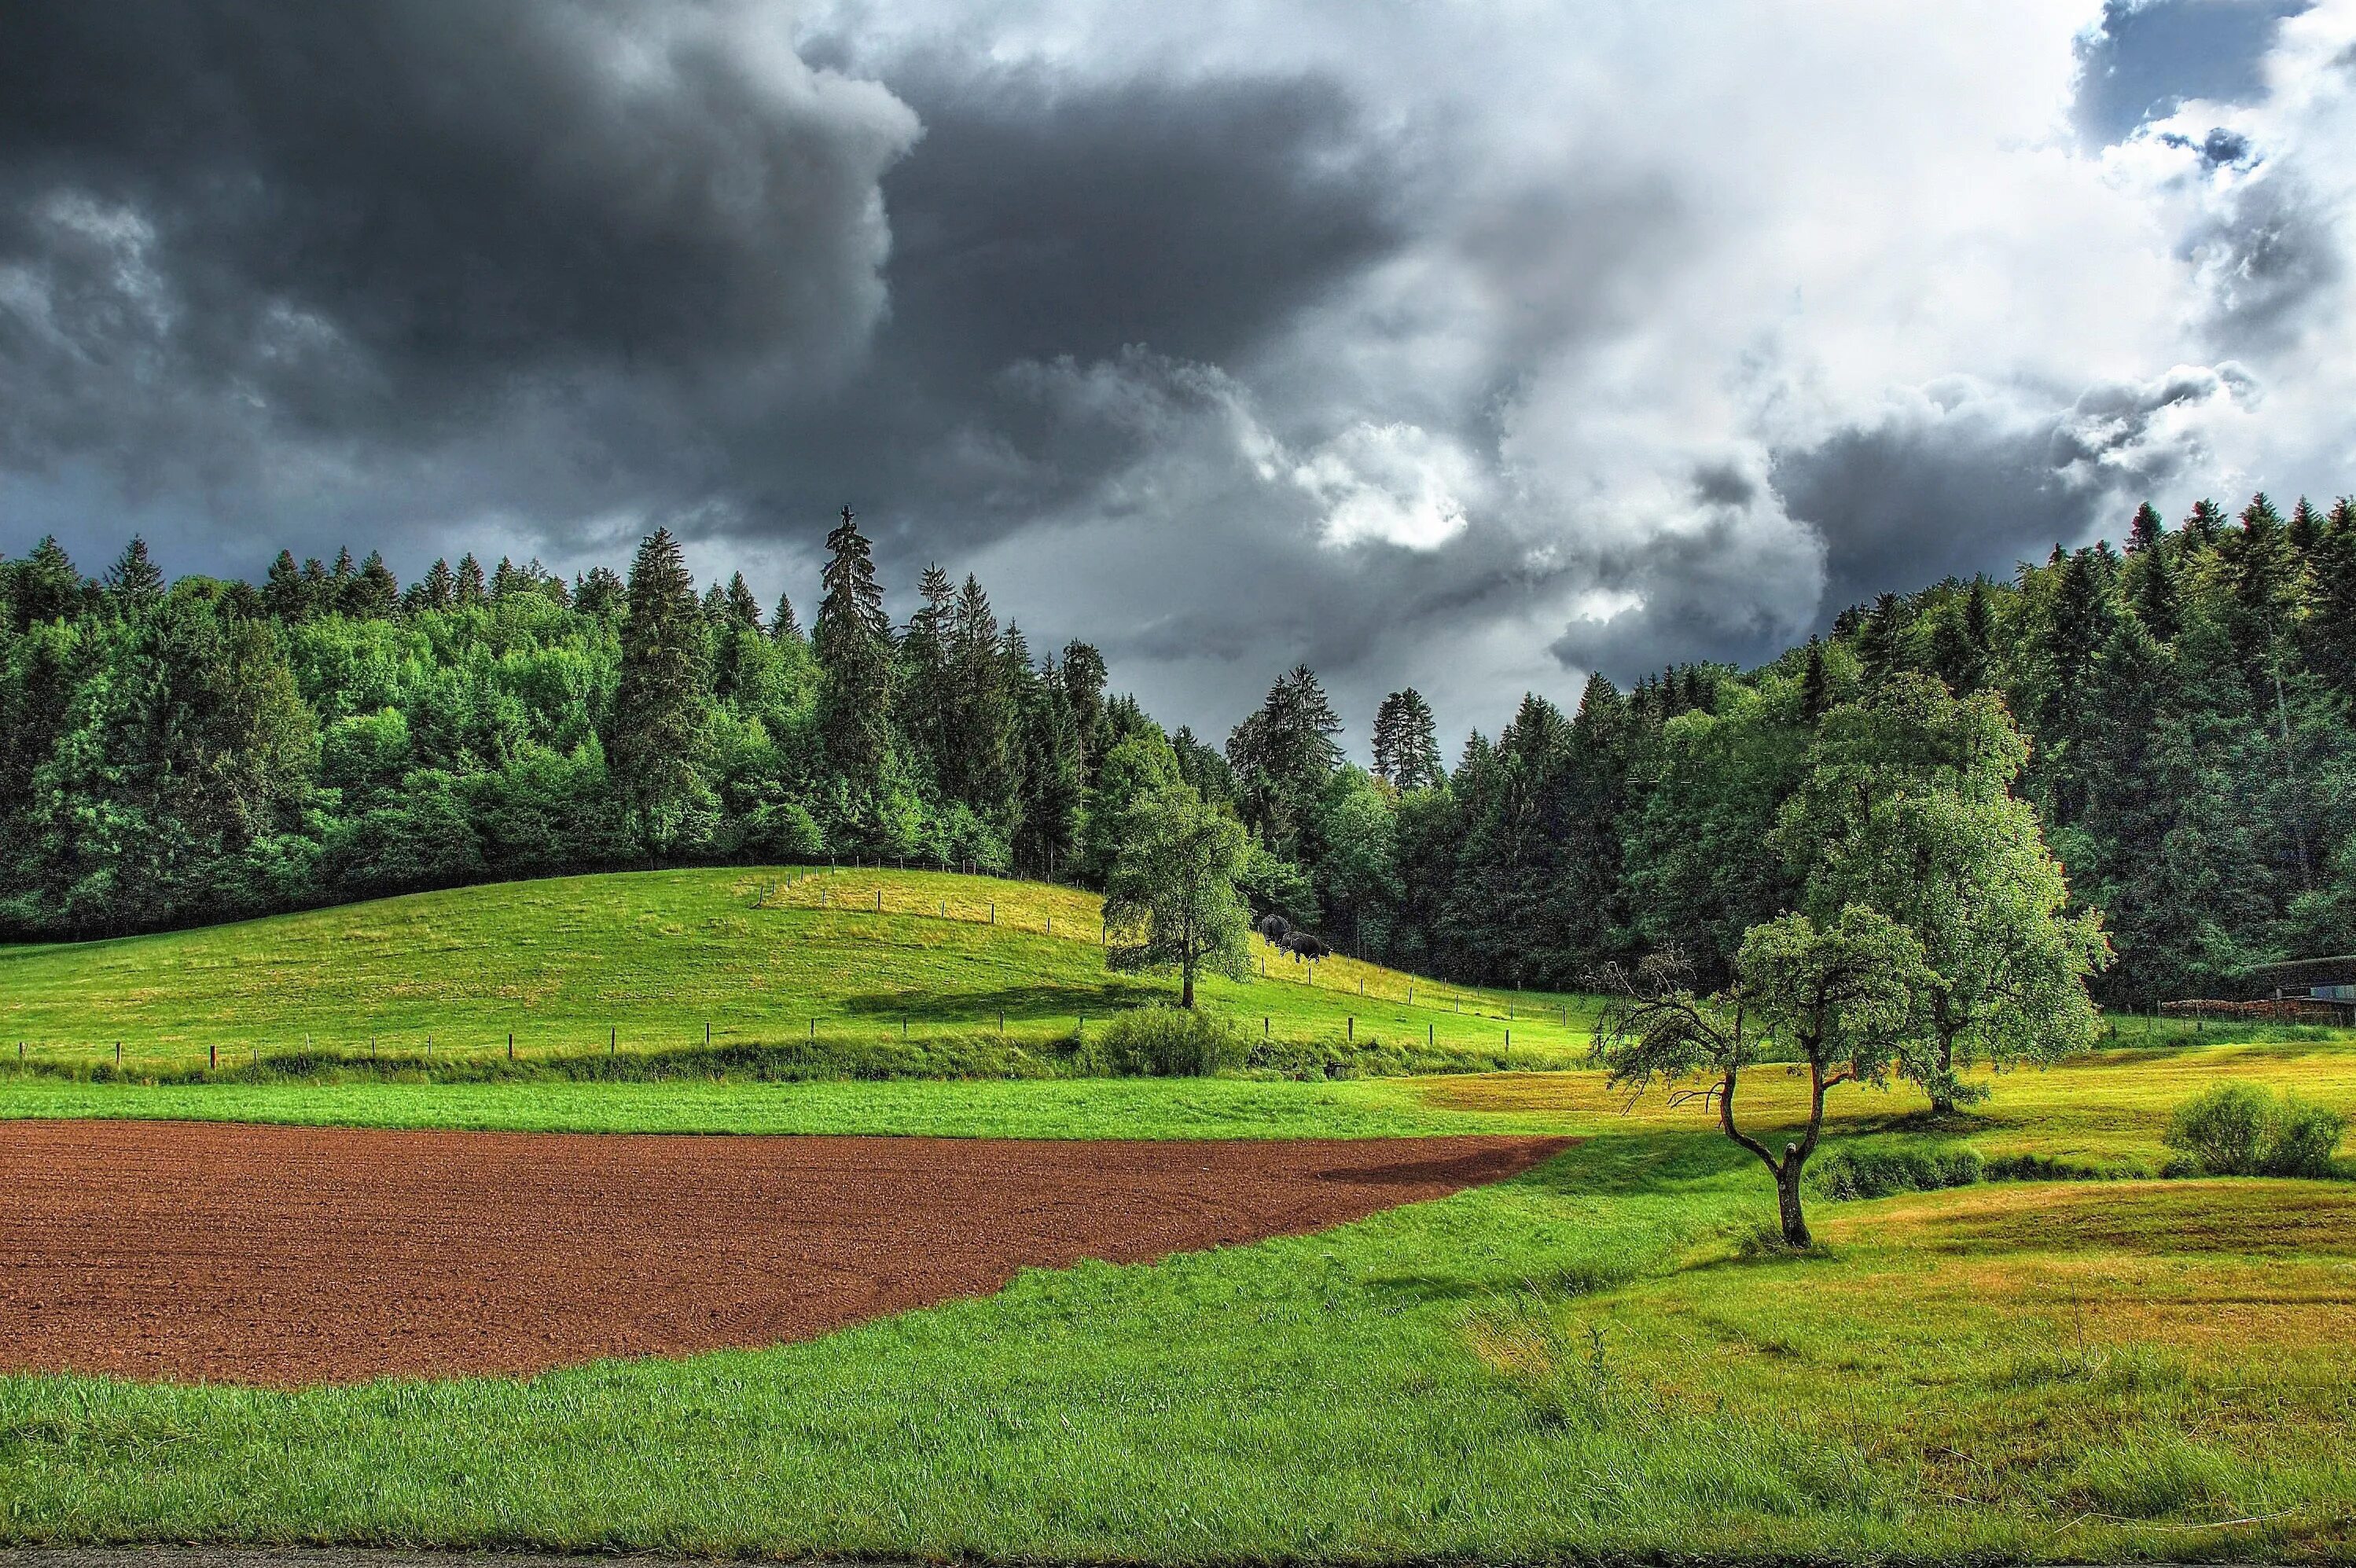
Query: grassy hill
0 867 1600 1075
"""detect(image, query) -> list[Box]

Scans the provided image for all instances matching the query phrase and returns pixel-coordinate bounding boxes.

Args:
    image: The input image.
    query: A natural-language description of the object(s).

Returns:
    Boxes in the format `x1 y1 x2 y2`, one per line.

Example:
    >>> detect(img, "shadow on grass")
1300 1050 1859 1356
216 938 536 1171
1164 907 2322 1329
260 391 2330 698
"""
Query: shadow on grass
836 982 1155 1022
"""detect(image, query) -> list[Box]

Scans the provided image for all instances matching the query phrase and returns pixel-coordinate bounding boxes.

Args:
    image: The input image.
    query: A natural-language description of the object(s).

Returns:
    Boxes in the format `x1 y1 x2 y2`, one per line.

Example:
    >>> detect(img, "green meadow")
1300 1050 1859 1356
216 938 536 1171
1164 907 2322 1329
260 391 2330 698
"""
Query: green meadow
4 868 2355 1560
0 867 1593 1075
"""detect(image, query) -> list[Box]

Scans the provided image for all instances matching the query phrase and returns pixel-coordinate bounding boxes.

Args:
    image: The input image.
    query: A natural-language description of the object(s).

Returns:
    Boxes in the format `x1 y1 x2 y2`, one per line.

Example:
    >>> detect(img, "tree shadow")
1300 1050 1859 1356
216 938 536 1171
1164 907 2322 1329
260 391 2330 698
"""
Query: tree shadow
834 982 1158 1021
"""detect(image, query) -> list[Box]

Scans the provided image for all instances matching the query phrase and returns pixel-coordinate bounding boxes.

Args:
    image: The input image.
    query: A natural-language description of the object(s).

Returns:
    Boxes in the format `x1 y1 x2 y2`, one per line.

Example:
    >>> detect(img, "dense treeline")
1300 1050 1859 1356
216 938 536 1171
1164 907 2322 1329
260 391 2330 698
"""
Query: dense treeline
5 493 2353 1006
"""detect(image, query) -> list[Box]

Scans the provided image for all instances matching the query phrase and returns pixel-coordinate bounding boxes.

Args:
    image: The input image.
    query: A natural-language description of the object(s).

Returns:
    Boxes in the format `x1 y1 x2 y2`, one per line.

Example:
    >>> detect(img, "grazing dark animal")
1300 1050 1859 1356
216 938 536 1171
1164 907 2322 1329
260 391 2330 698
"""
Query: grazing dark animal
1282 931 1329 961
1259 913 1290 941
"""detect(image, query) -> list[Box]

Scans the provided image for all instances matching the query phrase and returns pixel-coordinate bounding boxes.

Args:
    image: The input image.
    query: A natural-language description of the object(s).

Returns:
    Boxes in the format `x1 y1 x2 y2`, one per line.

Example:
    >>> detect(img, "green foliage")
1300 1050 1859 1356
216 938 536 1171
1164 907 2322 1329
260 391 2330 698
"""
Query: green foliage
1806 1145 1984 1201
610 528 711 853
1075 1005 1247 1078
1103 784 1254 1007
2164 1082 2347 1177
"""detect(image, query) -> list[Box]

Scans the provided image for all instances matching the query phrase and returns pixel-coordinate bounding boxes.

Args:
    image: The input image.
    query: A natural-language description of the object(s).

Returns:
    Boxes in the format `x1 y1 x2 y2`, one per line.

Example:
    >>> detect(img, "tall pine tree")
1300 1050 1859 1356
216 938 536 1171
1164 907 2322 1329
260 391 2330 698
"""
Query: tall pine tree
814 506 895 777
609 527 711 851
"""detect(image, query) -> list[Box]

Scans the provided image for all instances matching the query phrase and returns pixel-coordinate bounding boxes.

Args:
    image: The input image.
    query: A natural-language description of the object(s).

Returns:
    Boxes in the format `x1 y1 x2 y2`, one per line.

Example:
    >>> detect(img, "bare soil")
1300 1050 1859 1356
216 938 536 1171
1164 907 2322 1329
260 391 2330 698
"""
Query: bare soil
0 1118 1565 1386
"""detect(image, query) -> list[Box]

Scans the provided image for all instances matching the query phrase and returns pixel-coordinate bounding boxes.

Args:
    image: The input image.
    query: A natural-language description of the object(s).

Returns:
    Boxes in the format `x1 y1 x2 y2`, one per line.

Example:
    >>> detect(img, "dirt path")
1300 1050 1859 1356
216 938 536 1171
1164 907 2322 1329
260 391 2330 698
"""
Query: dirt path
0 1118 1565 1386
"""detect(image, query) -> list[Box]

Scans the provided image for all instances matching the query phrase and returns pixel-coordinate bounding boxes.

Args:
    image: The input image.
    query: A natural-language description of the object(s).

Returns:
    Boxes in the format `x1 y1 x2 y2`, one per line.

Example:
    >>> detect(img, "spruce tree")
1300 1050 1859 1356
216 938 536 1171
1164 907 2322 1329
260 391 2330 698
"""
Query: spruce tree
900 564 957 777
455 553 487 607
351 552 399 619
814 506 895 777
1372 689 1443 790
770 591 802 641
104 536 165 611
1854 593 1906 686
2126 501 2163 553
724 571 763 630
2288 496 2322 554
609 527 711 851
2306 500 2356 696
2182 498 2225 548
942 577 1015 817
263 550 307 621
1799 638 1832 720
420 558 458 612
575 565 624 619
2131 533 2181 641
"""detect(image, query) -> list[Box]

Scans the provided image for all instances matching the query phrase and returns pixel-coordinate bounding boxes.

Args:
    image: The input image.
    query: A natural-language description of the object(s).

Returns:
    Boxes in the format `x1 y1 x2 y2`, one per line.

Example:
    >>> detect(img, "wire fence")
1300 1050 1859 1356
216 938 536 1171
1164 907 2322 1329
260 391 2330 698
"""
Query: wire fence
747 864 1597 1030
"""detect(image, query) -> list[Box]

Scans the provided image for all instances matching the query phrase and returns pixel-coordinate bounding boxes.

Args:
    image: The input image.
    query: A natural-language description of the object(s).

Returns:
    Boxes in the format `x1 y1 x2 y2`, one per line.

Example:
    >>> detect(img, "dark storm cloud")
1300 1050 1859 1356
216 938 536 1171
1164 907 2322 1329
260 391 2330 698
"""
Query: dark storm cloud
2075 0 2310 142
1771 365 2249 615
0 1 917 487
693 63 1415 560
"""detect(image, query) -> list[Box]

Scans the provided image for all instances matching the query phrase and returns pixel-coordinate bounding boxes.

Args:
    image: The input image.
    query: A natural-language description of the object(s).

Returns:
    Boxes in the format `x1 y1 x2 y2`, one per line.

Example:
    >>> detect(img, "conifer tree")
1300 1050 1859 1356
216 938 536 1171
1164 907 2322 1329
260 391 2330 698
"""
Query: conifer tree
104 536 165 611
263 550 307 621
575 566 624 619
2307 498 2356 697
420 558 458 612
770 591 801 641
814 506 895 776
900 564 957 777
455 553 487 607
724 571 763 631
350 552 399 619
1371 689 1443 790
609 527 711 850
1799 638 1832 721
2130 534 2181 641
2288 495 2321 553
2126 501 2163 553
2182 498 2225 548
1854 593 1906 685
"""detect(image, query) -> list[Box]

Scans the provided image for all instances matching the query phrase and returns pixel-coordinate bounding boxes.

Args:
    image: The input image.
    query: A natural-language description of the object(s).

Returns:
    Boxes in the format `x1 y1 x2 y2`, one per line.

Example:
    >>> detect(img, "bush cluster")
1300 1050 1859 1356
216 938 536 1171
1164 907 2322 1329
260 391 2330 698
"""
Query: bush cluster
2163 1083 2346 1177
1072 1006 1247 1078
1807 1145 1985 1201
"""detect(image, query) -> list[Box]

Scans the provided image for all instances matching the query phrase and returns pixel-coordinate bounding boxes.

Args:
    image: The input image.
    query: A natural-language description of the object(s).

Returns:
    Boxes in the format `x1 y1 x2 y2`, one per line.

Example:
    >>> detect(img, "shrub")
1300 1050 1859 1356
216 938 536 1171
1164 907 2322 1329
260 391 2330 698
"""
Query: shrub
2164 1083 2347 1177
1075 1006 1246 1078
1807 1145 1984 1201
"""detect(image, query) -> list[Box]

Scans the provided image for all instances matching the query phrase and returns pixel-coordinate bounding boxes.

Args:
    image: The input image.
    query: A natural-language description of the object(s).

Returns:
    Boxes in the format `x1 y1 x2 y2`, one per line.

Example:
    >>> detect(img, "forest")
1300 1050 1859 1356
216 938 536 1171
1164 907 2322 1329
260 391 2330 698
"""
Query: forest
4 493 2352 1008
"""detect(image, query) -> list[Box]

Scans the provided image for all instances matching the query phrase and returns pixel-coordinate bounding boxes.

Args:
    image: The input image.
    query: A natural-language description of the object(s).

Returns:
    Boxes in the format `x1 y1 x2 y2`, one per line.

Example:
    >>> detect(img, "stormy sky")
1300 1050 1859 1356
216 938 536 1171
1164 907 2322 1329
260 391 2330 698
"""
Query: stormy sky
3 1 2353 751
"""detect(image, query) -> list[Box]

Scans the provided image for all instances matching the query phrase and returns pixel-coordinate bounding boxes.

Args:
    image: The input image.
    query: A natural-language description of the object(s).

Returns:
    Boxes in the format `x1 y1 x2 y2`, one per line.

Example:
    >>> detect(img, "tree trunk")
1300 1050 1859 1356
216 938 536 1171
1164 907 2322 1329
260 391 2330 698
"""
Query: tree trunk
1181 962 1195 1009
1928 1032 1957 1117
1776 1148 1812 1247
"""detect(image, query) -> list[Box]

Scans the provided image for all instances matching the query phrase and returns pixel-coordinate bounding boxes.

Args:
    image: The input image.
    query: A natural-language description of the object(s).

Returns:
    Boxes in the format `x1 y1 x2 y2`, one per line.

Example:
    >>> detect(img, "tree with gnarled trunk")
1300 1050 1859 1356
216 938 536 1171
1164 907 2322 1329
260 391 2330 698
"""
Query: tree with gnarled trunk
1591 907 1930 1247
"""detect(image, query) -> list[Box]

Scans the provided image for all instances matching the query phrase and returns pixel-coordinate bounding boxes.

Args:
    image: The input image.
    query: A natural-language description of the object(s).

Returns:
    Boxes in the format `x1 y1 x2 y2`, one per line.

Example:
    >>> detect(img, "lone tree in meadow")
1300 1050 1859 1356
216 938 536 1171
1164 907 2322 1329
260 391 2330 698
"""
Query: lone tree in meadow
1777 676 2109 1114
1103 783 1253 1008
1593 906 1931 1247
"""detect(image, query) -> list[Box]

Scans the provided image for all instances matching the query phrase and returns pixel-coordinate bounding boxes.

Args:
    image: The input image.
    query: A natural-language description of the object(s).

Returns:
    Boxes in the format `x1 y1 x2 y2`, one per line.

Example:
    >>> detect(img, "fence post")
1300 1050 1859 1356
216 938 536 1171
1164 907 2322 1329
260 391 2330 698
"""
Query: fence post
1428 1023 1433 1047
508 1032 514 1062
1264 1017 1270 1037
1347 1016 1354 1041
999 1012 1005 1034
210 1042 217 1070
610 1026 616 1056
116 1041 122 1067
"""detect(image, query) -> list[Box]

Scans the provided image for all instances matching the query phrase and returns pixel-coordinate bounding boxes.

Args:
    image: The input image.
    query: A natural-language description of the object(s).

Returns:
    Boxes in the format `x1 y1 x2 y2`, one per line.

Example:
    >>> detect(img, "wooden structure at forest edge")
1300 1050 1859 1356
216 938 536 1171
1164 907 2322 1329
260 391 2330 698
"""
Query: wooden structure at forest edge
2164 954 2356 1024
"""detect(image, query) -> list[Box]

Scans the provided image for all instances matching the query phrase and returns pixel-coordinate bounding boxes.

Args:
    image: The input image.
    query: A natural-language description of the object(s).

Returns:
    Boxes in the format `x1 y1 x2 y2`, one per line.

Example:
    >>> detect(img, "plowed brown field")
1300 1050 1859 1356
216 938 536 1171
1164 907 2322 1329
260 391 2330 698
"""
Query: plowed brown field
0 1118 1566 1386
